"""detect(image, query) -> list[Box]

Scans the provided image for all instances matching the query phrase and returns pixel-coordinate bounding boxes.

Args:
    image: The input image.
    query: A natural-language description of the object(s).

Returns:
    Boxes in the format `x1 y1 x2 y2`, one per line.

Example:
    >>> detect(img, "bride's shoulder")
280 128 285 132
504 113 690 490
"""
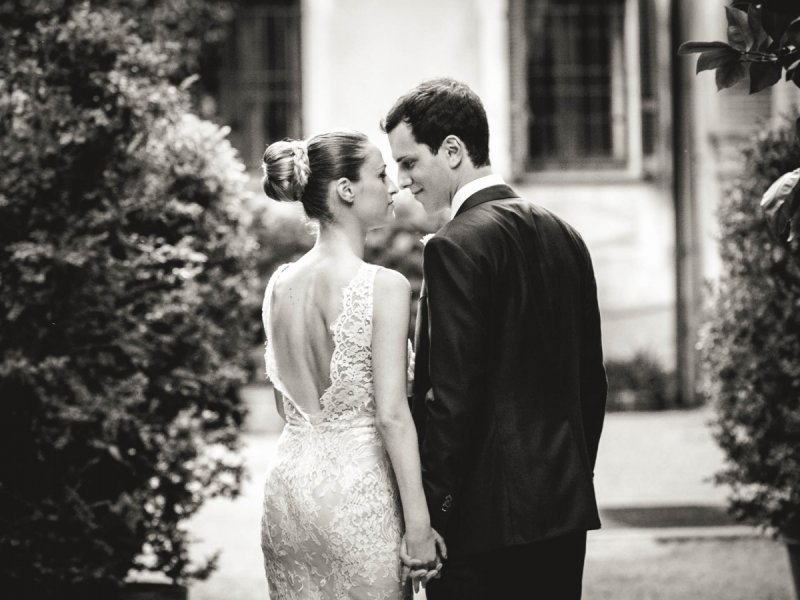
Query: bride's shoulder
264 262 293 293
372 266 410 303
372 265 410 292
371 267 411 328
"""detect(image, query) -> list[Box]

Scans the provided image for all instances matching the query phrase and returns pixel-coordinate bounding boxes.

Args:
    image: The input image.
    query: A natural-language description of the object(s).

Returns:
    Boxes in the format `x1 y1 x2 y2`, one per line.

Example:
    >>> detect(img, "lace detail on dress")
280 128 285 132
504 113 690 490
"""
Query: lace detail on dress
319 263 377 421
261 262 410 600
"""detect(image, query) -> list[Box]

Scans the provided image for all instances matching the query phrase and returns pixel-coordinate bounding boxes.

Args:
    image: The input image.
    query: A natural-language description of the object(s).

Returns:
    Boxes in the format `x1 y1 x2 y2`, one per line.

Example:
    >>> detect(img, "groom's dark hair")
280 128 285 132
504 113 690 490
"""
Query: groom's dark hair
381 77 491 168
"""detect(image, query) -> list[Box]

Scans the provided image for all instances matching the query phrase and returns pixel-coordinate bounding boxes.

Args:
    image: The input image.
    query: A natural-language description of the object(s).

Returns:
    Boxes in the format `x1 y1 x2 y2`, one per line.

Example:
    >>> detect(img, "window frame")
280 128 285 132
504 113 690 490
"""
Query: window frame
218 0 303 170
510 0 643 181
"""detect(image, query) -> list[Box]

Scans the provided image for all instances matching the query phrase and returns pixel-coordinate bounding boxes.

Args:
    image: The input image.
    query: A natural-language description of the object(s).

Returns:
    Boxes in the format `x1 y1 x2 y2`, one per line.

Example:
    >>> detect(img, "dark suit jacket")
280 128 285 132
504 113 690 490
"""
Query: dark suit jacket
411 184 607 557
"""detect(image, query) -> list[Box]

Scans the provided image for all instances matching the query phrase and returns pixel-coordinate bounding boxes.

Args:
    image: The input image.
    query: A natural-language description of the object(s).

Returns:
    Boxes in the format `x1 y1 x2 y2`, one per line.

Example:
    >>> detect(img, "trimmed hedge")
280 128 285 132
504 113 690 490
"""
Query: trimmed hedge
700 117 800 533
0 4 257 593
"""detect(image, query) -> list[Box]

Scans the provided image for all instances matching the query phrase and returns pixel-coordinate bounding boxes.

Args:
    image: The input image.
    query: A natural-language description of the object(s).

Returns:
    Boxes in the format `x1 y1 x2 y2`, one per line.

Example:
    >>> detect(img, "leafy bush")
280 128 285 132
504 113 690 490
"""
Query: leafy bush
0 4 257 594
699 116 800 534
2 0 238 110
604 352 677 411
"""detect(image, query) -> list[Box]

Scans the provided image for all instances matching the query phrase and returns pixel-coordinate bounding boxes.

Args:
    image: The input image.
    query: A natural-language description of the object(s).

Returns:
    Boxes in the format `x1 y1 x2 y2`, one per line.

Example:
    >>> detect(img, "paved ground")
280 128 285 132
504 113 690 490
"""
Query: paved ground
182 396 763 599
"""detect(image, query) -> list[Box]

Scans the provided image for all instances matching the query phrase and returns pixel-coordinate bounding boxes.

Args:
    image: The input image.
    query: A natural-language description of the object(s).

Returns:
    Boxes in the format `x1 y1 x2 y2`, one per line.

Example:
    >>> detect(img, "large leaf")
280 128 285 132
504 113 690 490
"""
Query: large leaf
697 46 741 73
761 8 794 42
716 60 748 90
747 4 770 50
783 16 800 49
785 59 800 84
749 61 782 93
726 5 754 51
761 0 800 19
778 45 800 68
678 41 735 54
761 168 800 241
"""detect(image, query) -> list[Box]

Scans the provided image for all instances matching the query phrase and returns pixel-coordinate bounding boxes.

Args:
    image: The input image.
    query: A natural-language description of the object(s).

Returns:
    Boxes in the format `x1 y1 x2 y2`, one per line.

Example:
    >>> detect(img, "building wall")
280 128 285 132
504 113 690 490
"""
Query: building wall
301 0 510 177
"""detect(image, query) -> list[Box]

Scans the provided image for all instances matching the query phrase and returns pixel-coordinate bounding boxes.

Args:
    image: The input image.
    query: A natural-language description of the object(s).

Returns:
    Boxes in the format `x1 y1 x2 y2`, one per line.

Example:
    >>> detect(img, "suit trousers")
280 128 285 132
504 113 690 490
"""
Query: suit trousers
425 531 587 600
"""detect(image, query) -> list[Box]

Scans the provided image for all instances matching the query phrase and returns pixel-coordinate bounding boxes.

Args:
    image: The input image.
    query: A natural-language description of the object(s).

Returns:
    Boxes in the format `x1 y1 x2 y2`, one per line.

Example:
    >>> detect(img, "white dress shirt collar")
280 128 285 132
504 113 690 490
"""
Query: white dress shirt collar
450 173 506 220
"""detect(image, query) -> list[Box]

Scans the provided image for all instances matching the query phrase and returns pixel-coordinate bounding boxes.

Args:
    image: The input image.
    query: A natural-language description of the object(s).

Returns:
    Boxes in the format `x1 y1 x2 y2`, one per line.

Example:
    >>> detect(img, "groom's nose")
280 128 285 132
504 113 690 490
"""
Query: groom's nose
397 170 412 189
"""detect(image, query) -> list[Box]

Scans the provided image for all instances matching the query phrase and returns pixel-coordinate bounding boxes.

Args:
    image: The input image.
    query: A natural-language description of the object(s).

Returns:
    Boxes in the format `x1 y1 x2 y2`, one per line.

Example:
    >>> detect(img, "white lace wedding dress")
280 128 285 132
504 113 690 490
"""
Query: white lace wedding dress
260 262 410 600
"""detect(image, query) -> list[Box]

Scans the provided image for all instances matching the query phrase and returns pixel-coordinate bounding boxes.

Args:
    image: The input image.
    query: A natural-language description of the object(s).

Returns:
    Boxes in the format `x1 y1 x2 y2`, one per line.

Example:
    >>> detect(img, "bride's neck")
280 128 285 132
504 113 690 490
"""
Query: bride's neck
314 220 365 260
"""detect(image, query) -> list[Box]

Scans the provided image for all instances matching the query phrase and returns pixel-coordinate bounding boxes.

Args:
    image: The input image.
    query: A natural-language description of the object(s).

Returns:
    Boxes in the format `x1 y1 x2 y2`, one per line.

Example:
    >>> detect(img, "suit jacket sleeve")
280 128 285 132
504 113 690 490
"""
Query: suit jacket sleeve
579 244 607 471
419 234 489 533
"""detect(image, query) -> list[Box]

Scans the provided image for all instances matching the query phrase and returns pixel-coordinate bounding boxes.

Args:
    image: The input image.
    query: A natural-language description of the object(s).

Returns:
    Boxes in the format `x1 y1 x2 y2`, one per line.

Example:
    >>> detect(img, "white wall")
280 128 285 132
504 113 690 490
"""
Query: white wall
301 0 511 181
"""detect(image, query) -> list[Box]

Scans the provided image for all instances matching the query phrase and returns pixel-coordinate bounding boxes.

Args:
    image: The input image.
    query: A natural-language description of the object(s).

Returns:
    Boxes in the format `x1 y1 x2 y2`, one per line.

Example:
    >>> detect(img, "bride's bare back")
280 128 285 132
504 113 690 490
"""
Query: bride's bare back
263 254 365 416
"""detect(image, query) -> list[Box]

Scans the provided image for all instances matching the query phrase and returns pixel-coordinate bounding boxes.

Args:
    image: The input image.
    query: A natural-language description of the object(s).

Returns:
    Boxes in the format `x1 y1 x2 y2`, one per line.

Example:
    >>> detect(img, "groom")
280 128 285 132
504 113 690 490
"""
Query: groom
382 78 607 599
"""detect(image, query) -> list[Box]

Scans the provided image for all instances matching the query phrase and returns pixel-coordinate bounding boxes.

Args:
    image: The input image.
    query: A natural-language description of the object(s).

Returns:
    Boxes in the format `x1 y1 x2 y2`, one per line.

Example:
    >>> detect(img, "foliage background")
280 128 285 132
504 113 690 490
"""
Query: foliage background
0 2 257 593
699 116 800 533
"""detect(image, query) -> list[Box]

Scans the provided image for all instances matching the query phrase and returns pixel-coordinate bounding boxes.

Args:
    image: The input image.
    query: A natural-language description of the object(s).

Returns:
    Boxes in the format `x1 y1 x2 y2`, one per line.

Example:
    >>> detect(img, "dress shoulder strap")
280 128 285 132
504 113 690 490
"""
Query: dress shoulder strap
262 263 292 337
262 263 292 387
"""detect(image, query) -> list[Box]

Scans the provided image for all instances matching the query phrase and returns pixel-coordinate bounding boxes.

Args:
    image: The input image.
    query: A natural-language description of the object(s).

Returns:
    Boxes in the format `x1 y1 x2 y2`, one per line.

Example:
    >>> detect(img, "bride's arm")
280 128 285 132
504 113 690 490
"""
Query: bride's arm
372 269 438 568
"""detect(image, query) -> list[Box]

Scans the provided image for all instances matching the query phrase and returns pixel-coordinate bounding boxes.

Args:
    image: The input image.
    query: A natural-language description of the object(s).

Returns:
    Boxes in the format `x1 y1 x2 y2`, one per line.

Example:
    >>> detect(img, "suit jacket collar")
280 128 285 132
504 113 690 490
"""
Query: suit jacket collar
455 184 520 218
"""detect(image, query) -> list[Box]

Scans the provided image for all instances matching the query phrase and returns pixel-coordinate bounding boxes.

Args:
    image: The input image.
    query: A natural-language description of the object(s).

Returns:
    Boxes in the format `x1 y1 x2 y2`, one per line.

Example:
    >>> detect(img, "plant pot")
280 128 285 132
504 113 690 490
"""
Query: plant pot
122 582 188 600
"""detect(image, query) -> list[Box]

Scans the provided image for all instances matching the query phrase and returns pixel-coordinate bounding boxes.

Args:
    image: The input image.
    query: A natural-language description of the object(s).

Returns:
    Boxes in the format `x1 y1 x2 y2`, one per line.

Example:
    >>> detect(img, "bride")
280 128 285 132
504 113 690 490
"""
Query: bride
260 130 445 599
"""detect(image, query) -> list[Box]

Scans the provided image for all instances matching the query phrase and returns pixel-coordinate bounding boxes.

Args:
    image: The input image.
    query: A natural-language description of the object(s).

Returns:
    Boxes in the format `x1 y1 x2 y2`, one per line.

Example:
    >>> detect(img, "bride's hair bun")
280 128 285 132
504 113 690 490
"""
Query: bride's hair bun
261 139 311 203
261 130 370 224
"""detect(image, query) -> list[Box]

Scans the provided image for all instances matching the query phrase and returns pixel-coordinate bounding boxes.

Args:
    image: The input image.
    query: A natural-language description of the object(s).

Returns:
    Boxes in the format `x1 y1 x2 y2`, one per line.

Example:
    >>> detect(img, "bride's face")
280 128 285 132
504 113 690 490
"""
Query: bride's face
352 143 398 229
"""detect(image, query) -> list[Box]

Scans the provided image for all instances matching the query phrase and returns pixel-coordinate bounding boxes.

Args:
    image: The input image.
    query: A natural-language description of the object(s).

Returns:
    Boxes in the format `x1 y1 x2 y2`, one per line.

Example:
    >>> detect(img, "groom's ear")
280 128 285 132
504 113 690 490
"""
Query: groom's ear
335 177 355 204
440 135 464 169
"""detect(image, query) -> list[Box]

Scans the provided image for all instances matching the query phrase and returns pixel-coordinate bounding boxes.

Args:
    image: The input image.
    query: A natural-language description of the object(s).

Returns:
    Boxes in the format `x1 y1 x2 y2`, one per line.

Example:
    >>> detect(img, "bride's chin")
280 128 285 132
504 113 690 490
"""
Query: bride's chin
368 221 388 232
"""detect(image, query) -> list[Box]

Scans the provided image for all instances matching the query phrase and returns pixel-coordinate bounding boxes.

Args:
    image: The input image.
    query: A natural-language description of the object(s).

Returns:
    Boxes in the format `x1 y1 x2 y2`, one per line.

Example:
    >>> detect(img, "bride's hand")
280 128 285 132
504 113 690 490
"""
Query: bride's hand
400 528 447 591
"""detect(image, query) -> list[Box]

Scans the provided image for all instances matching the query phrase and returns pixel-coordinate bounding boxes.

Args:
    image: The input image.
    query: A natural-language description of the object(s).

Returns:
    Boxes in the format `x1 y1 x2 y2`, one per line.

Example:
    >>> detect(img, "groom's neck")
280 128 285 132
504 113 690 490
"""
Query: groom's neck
451 165 495 197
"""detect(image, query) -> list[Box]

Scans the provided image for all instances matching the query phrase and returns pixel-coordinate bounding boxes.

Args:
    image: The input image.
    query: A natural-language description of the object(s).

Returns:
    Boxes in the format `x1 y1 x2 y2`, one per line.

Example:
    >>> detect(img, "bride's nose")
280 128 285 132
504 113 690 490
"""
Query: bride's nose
388 178 399 195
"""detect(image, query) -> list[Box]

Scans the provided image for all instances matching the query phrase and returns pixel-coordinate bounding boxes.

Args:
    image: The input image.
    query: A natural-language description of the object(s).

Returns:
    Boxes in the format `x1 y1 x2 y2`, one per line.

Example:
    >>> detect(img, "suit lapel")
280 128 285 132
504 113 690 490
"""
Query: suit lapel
411 288 430 434
455 184 519 218
412 285 429 396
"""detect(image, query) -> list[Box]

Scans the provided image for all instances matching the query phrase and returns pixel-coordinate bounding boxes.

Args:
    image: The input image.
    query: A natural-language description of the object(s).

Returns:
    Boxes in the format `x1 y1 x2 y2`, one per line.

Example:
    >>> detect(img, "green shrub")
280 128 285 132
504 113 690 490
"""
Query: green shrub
699 117 800 533
0 4 257 594
1 0 238 103
604 352 677 411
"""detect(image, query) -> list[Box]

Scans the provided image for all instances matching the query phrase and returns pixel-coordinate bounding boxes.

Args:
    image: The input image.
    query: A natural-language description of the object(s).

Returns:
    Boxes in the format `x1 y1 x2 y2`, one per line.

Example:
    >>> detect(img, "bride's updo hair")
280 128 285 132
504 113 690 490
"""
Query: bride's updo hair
261 130 370 223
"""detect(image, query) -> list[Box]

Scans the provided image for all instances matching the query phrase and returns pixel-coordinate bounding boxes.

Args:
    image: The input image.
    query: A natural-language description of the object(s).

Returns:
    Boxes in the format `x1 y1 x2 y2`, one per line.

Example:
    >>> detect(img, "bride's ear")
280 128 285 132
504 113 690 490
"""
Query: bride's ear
335 177 355 205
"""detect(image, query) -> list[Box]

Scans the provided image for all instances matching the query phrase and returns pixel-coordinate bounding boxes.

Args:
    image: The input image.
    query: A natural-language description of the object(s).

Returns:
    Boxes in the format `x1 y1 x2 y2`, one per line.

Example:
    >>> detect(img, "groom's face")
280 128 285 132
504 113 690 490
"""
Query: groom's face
388 122 452 216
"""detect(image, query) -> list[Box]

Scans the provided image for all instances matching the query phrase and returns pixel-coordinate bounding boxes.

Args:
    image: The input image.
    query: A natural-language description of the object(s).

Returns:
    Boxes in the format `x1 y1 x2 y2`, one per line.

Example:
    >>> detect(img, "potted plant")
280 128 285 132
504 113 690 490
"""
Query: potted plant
698 115 800 598
0 4 257 597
